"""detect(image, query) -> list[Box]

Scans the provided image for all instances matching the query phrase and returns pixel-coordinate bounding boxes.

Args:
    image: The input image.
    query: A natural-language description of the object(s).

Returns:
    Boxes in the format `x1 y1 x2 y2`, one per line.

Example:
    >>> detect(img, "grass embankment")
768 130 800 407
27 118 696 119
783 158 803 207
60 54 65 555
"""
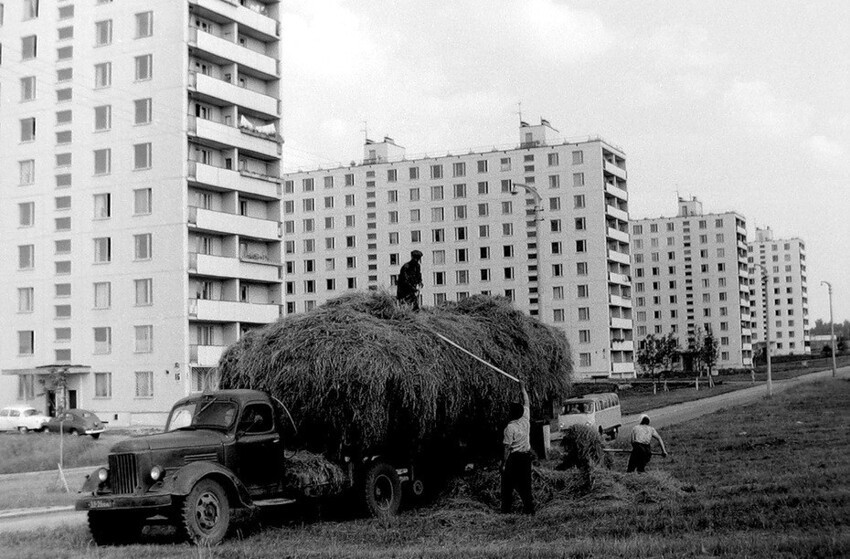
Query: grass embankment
0 433 115 475
2 379 849 558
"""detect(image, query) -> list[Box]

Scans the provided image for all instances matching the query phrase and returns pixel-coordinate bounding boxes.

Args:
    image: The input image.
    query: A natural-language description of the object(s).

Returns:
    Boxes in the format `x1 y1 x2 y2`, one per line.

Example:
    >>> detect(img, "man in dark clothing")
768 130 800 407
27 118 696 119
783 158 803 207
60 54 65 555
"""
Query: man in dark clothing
396 250 423 310
627 414 668 473
501 384 534 514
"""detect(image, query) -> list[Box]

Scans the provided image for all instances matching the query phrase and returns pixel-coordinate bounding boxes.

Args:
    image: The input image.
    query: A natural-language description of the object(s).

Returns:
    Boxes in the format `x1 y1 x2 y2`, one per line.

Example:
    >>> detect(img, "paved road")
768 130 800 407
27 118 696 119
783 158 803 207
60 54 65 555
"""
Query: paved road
2 365 847 534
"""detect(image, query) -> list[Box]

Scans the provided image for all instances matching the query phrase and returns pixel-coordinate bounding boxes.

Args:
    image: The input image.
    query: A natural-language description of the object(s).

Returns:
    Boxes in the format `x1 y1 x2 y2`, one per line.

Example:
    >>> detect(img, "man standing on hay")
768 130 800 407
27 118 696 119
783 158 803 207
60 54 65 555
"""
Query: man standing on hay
396 249 424 310
627 414 668 473
501 384 534 514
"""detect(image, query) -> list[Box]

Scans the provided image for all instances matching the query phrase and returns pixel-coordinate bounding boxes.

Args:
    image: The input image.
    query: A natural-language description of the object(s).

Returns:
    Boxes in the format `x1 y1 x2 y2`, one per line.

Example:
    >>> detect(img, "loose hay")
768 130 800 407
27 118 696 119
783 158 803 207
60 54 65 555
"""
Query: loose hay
283 451 348 497
556 424 605 471
217 291 572 459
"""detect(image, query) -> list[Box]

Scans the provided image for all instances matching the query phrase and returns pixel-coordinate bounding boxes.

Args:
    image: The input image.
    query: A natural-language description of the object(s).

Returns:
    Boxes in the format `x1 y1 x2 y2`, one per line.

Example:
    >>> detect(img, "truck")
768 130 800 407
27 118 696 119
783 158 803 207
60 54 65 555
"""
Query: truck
76 389 430 545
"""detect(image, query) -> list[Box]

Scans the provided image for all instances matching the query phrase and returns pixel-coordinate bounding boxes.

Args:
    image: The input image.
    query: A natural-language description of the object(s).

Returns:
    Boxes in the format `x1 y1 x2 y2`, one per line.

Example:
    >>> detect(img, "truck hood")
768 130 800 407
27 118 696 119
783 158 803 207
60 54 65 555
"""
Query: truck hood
110 429 228 453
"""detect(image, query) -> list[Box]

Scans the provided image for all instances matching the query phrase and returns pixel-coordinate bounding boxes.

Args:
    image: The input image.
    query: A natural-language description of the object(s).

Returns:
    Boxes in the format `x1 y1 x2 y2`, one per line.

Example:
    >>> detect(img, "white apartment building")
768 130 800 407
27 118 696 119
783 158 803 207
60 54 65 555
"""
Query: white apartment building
631 197 753 371
747 227 810 356
282 121 635 379
0 0 283 425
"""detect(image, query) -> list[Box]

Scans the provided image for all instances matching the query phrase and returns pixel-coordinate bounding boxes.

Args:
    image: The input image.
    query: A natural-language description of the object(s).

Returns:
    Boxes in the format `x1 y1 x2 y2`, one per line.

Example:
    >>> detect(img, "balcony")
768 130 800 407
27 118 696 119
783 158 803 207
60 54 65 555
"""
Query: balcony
190 27 278 79
189 116 280 159
189 161 280 199
603 160 627 179
189 298 280 324
742 343 753 351
609 294 633 308
189 71 278 118
188 0 278 40
605 182 628 201
605 204 628 222
606 226 629 244
607 248 630 265
188 206 280 241
610 317 632 329
189 252 280 283
190 344 227 366
608 271 630 285
611 362 635 375
611 340 634 352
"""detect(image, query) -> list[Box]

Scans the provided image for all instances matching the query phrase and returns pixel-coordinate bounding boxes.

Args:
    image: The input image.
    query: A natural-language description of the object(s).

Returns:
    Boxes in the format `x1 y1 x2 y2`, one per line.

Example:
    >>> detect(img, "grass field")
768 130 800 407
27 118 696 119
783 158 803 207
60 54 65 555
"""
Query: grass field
618 382 743 415
0 433 117 475
1 378 848 558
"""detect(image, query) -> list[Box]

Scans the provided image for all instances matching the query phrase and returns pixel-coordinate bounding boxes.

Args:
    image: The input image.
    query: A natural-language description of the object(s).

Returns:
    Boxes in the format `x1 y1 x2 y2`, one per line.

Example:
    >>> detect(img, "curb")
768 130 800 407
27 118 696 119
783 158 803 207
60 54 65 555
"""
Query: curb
0 506 75 520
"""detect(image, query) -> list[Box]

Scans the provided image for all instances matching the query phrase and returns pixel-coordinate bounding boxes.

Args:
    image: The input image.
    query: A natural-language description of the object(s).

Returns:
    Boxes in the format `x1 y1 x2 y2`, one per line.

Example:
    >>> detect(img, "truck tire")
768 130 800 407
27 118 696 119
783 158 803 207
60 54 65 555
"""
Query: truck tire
17 426 28 434
363 462 402 518
88 511 143 545
178 479 231 545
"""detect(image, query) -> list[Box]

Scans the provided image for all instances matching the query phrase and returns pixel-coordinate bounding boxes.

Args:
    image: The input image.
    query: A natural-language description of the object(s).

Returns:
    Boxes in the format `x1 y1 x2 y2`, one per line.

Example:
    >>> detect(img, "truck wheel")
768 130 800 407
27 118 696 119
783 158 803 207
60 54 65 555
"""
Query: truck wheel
91 433 101 440
363 462 401 518
70 428 80 436
18 426 28 434
88 511 143 545
179 479 231 545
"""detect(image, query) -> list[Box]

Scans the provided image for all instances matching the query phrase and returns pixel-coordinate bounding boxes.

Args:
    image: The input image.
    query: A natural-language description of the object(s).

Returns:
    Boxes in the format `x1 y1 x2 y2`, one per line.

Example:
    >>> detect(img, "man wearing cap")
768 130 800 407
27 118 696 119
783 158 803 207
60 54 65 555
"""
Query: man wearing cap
397 250 424 310
627 414 668 473
501 384 534 514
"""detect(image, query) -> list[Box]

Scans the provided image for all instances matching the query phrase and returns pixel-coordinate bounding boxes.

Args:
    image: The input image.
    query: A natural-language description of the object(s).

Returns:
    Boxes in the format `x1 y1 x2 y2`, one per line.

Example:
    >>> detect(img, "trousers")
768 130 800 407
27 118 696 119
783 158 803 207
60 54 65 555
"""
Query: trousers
627 442 652 473
501 451 534 514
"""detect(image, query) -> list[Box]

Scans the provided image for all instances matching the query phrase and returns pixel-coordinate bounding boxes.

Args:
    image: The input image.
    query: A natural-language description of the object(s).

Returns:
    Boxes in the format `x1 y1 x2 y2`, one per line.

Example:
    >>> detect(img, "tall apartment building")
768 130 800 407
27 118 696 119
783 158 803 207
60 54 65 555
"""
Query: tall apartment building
0 0 283 425
282 121 635 379
631 197 753 371
747 227 810 356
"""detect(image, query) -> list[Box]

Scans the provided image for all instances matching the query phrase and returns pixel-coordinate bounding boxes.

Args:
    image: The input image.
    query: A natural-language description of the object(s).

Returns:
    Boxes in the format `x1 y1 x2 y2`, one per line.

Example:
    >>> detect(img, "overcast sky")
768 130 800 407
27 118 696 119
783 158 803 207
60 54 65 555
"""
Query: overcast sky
279 0 850 322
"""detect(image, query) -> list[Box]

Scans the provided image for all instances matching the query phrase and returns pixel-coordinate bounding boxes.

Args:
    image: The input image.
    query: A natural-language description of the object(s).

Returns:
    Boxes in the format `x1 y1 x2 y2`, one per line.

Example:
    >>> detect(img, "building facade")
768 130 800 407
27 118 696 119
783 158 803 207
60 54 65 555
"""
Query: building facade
747 227 810 356
0 0 283 425
282 121 635 379
631 198 753 372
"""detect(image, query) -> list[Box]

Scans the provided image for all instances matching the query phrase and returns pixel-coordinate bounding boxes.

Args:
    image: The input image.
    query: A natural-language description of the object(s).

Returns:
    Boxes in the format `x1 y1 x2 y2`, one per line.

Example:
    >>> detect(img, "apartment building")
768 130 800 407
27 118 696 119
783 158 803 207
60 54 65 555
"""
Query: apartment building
0 0 283 425
747 227 810 356
631 197 753 371
282 121 635 379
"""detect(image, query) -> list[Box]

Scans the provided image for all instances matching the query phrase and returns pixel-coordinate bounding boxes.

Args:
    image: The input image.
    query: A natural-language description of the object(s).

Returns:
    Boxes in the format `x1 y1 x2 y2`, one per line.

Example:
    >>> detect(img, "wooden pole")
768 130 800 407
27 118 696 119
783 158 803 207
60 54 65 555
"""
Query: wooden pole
432 332 521 383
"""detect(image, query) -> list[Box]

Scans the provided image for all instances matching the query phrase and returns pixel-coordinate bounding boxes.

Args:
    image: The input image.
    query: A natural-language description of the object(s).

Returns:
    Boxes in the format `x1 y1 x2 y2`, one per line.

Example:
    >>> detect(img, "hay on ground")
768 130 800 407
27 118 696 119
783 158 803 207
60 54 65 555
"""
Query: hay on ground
217 291 572 459
556 424 605 471
282 451 348 497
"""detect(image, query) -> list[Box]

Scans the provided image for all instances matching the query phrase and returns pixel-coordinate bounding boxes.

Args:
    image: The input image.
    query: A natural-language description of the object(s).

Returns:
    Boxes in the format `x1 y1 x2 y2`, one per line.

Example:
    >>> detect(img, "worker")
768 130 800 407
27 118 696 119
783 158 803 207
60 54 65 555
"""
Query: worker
501 384 534 514
396 250 423 310
627 414 668 473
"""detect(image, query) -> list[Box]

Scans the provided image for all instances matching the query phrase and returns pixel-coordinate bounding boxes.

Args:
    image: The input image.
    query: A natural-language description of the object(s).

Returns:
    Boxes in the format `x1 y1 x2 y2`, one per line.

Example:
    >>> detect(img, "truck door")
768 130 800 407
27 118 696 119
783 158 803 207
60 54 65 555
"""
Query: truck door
235 402 284 493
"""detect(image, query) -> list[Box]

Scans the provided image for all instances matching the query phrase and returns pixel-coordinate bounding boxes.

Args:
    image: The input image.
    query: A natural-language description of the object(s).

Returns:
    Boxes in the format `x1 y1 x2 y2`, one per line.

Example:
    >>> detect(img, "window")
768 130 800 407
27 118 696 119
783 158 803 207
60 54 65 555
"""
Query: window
134 143 152 169
135 54 152 80
579 330 591 344
134 98 152 124
18 245 34 269
55 240 71 255
57 46 73 60
135 11 153 38
547 152 559 166
95 20 112 45
94 148 111 175
452 162 466 177
572 150 584 165
20 76 36 101
453 183 467 198
19 160 35 185
23 0 38 19
574 195 585 209
135 371 153 398
135 278 152 306
575 240 587 253
18 331 35 355
572 173 585 187
579 353 591 367
94 62 112 88
93 282 111 309
548 175 560 188
93 327 112 354
500 157 511 171
93 237 111 263
477 160 488 173
130 188 152 215
56 110 72 125
56 153 72 168
18 202 34 227
135 326 153 353
549 197 561 211
94 373 112 398
20 117 36 142
430 164 443 179
431 185 444 201
576 262 588 275
93 193 111 219
17 288 34 313
22 35 37 59
577 285 589 298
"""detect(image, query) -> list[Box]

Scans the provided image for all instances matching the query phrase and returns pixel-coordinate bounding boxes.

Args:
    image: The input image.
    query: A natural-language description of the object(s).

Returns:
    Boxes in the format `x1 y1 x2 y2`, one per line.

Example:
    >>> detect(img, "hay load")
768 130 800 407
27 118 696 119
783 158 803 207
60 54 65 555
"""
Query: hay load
217 291 572 458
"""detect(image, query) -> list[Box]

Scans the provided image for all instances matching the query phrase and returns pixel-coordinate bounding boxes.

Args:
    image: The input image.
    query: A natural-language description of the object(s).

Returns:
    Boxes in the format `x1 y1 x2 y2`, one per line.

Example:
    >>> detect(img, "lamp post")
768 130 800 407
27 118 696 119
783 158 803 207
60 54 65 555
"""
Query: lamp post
511 182 544 320
821 281 837 378
759 265 773 397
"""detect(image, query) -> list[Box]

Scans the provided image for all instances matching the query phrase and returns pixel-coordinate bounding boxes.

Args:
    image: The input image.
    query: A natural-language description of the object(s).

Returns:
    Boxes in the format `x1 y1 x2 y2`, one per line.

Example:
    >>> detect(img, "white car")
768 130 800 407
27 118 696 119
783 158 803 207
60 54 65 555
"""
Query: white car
0 406 50 433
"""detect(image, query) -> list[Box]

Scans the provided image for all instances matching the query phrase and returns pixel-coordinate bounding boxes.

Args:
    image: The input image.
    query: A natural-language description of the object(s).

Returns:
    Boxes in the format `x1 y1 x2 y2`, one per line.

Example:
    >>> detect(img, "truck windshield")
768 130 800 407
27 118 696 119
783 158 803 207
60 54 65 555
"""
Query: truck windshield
166 399 238 432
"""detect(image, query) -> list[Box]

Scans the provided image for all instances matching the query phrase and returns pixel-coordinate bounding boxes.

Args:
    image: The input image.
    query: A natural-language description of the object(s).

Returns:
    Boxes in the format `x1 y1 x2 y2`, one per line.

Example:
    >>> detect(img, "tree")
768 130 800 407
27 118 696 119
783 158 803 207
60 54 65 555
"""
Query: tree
694 328 719 387
637 332 680 392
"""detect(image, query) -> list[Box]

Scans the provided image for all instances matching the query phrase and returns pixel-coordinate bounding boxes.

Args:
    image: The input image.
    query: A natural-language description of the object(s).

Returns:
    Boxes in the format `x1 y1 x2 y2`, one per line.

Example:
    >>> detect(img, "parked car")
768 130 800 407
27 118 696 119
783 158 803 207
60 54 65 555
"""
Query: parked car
44 409 106 439
0 406 50 433
555 392 622 440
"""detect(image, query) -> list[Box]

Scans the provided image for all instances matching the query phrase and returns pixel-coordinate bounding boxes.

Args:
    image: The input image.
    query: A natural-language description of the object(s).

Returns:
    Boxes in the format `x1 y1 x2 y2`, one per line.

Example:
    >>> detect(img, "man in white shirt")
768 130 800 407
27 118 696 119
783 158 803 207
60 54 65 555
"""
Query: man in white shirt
627 414 668 473
501 384 534 514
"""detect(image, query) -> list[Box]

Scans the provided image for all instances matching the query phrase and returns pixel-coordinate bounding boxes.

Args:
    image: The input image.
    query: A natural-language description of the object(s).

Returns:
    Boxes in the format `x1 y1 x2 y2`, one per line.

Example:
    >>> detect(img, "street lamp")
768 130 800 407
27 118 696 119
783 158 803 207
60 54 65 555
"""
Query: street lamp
821 281 837 378
759 264 773 397
511 182 544 320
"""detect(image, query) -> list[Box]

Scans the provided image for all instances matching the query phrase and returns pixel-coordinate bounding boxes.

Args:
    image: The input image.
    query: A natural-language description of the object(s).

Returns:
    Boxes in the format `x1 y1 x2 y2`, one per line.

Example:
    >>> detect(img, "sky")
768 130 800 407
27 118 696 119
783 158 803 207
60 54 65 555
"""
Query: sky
278 0 850 323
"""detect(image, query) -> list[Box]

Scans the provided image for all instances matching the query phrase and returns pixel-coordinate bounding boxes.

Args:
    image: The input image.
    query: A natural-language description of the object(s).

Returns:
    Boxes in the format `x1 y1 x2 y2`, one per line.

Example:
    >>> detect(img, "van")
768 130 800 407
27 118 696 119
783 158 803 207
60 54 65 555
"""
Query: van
556 392 622 440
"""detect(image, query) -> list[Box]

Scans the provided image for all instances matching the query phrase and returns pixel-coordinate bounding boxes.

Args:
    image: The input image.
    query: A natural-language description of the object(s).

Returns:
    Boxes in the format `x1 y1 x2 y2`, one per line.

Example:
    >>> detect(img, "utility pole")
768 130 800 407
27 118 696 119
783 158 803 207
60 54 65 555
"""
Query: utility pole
822 281 837 378
760 265 773 397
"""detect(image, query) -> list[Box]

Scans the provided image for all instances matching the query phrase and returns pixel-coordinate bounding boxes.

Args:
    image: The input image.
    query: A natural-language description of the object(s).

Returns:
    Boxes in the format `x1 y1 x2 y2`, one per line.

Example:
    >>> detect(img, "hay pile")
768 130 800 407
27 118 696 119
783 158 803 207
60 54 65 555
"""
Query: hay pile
556 424 606 471
217 291 572 459
283 451 348 497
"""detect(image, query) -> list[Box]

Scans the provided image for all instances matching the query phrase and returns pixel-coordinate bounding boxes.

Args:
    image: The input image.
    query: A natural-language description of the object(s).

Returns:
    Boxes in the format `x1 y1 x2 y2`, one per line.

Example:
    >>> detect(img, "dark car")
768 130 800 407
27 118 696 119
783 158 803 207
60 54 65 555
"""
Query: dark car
45 409 106 439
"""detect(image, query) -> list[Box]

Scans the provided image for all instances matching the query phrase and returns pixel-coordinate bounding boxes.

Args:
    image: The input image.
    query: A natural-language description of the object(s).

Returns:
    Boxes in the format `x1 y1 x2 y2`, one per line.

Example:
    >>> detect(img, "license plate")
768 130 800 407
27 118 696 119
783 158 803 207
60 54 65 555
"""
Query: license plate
88 500 113 509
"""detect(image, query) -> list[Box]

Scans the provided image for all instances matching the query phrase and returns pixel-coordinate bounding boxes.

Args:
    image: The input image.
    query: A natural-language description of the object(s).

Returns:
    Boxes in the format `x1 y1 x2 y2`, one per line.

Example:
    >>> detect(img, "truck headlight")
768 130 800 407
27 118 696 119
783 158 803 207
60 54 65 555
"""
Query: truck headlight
150 465 163 482
97 468 109 482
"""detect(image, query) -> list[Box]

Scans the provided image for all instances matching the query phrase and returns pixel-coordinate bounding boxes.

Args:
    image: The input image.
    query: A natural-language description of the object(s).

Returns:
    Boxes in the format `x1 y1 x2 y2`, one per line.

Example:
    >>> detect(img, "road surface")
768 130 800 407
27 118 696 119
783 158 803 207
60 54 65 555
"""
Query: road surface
1 365 846 534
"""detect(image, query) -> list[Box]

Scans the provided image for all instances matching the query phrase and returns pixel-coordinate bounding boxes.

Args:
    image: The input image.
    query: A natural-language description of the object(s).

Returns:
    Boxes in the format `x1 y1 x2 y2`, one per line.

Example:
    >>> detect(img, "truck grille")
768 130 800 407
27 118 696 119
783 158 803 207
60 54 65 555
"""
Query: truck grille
108 454 138 495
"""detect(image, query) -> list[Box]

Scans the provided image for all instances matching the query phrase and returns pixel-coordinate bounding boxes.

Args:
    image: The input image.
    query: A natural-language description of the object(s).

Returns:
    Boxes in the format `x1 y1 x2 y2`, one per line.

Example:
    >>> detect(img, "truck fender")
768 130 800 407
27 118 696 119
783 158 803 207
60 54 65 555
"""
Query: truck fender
162 461 253 508
79 465 107 493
